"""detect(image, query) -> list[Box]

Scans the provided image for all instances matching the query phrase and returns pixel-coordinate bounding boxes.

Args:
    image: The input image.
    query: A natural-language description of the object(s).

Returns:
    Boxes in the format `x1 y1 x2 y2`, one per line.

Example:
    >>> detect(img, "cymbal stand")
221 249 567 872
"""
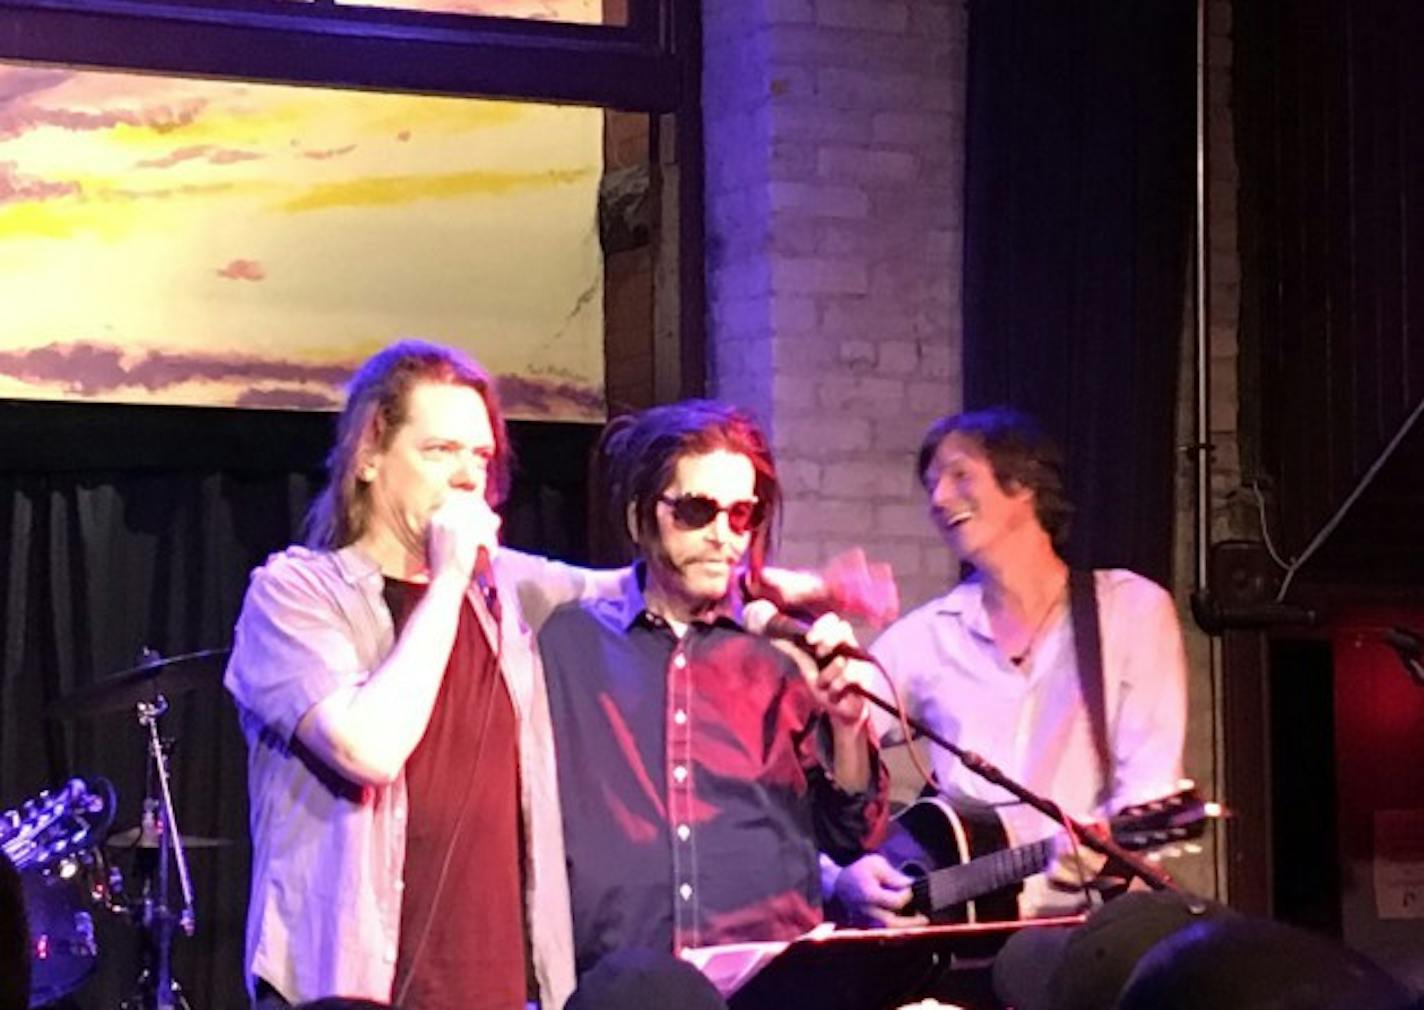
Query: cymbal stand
123 693 197 1010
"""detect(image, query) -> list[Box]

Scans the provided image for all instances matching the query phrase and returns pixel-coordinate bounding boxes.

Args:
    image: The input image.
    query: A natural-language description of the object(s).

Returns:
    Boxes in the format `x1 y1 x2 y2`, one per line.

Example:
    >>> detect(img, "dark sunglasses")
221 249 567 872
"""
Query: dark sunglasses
658 494 765 534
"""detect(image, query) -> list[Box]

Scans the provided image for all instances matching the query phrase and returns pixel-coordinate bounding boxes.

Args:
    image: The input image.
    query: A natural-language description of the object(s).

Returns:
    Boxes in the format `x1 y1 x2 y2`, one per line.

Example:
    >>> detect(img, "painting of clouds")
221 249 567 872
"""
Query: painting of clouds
342 0 605 22
0 54 605 421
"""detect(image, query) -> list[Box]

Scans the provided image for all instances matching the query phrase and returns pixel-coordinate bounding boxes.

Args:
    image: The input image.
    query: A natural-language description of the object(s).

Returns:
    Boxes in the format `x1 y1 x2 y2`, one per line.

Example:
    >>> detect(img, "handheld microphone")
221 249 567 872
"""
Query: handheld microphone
474 545 501 624
742 599 876 664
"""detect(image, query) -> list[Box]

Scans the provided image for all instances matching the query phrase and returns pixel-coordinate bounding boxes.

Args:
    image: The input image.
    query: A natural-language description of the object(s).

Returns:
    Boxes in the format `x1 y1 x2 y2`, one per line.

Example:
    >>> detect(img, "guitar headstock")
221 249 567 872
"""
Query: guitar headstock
1110 782 1225 852
1 777 116 872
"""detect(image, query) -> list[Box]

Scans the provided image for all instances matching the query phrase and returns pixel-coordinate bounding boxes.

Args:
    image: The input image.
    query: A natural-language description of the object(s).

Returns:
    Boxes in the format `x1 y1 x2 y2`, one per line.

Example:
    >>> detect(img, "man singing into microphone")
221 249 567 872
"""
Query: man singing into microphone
225 341 621 1010
538 400 890 976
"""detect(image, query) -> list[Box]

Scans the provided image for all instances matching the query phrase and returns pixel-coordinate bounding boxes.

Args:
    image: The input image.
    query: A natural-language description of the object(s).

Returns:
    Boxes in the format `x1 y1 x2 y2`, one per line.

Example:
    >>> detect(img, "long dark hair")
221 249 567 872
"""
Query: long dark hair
304 339 510 550
597 399 780 575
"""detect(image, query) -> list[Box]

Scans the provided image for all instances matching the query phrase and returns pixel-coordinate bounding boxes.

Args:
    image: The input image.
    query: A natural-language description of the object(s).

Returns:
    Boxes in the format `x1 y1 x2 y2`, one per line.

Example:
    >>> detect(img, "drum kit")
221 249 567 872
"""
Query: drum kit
1 648 231 1010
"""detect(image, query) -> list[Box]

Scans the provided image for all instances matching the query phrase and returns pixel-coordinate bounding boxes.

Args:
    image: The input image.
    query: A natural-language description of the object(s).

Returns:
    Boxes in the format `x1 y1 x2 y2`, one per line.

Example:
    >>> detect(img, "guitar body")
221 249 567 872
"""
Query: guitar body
879 796 1022 924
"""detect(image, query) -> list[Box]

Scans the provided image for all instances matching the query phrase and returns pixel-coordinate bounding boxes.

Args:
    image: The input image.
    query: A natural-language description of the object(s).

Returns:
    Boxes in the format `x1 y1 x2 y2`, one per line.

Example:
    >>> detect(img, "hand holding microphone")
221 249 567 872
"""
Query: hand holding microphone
744 600 874 732
427 494 502 589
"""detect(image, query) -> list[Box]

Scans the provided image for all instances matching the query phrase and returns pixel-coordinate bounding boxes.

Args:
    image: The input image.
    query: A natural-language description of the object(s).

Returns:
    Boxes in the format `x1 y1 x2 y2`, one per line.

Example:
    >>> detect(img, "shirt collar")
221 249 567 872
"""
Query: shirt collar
595 561 747 632
933 573 994 641
334 544 383 586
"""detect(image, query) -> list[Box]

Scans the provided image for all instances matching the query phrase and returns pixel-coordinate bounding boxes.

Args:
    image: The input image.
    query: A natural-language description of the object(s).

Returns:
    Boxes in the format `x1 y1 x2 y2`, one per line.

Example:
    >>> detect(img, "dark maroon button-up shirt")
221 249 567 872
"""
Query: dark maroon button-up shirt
540 566 888 975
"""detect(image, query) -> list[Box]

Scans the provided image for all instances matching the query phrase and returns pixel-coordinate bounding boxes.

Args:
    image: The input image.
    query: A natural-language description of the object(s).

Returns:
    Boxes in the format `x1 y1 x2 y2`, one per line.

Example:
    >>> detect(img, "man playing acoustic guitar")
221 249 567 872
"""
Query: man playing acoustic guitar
827 408 1189 925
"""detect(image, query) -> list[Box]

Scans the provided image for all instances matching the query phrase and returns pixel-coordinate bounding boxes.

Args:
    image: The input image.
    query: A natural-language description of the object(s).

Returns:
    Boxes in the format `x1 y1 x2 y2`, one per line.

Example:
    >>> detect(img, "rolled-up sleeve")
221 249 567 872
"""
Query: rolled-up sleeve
225 553 367 745
802 720 891 863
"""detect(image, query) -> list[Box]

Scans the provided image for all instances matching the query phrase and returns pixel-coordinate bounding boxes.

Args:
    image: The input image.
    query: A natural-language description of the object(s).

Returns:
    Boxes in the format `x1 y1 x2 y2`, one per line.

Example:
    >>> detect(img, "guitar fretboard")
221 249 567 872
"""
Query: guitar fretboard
916 836 1056 914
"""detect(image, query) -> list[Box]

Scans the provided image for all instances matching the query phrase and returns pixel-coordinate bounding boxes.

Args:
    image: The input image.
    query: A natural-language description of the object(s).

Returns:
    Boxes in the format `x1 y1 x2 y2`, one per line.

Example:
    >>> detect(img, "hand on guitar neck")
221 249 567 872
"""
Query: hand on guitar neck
1043 823 1114 894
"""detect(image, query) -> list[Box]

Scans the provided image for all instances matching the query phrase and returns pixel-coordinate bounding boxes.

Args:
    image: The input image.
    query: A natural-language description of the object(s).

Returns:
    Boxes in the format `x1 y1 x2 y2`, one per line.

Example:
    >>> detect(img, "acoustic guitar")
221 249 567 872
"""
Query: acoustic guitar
876 785 1217 923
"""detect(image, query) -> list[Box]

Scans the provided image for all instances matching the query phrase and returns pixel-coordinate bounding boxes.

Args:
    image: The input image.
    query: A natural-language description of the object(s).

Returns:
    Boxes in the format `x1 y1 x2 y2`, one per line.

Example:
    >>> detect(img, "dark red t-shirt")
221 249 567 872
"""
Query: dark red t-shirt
385 580 527 1010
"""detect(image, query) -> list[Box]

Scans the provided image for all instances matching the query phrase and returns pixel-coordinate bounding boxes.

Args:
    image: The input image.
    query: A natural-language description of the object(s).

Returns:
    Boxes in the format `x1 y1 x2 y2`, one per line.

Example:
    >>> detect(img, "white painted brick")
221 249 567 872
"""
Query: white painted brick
872 110 959 147
769 139 820 181
703 0 966 663
876 340 920 376
773 27 947 76
817 67 926 110
874 538 943 578
781 498 879 536
770 295 819 335
771 255 869 295
768 218 826 257
906 380 953 414
839 339 877 371
875 413 942 454
771 102 875 144
817 145 920 185
875 503 931 533
767 181 871 218
837 459 920 496
817 0 909 33
768 65 818 102
819 297 919 340
918 340 954 378
908 0 964 40
817 375 907 414
765 0 815 24
774 373 819 412
772 334 840 372
777 416 873 454
777 456 824 494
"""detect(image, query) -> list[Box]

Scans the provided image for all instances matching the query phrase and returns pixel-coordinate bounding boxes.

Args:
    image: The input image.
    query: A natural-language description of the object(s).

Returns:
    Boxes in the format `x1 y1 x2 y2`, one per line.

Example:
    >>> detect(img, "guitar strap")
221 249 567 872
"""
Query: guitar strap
1068 569 1112 800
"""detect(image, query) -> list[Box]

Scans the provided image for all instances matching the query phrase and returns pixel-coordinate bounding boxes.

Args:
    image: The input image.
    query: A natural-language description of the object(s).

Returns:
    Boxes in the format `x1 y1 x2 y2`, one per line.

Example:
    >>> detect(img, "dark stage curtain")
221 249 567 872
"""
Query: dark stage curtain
962 0 1196 585
0 403 595 1009
1235 0 1424 588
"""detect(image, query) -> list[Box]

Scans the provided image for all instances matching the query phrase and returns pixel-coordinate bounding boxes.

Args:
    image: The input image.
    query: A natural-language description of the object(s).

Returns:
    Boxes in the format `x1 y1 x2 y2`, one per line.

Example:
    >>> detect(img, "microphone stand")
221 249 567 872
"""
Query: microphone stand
851 684 1181 893
126 689 196 1010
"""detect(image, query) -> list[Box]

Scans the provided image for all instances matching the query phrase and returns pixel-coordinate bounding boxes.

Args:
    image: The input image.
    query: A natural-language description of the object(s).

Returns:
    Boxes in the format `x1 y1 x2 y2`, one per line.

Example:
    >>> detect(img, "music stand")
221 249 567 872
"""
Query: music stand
688 917 1083 1010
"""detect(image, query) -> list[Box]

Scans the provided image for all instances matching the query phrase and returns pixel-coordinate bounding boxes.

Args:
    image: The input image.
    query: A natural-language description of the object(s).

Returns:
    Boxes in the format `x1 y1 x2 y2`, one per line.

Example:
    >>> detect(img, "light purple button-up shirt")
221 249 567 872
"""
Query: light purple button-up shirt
868 568 1188 916
224 544 617 1008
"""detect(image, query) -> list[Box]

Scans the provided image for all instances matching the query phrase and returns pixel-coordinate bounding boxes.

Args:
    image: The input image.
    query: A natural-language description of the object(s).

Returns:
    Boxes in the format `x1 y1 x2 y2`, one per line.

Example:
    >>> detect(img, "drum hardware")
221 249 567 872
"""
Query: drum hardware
47 647 229 721
35 644 229 1010
113 680 198 1010
1 776 116 1008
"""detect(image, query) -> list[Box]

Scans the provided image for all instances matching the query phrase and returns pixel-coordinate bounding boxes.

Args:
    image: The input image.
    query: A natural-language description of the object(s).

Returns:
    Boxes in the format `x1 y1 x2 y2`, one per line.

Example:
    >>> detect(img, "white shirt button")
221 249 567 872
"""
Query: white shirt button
673 653 688 669
679 883 693 901
384 945 397 963
673 709 688 726
672 765 688 784
676 824 691 842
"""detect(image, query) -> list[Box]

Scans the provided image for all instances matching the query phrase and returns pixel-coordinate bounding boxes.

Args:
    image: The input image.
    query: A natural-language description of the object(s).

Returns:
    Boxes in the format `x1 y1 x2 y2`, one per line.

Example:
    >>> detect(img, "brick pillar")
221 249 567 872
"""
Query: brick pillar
702 0 967 611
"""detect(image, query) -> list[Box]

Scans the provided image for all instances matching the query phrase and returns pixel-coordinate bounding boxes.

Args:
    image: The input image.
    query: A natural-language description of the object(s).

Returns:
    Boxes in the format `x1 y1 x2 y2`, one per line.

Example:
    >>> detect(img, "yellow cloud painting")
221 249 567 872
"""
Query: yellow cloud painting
0 41 605 420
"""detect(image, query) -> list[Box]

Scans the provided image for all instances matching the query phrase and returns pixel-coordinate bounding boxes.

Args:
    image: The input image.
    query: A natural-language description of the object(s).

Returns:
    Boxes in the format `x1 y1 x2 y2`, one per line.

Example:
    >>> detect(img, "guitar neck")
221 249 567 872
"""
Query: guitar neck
920 835 1056 913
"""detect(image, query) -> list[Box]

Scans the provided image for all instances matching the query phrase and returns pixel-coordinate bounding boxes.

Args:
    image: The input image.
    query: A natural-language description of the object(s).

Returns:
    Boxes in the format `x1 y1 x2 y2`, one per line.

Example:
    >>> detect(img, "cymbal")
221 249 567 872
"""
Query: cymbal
106 826 233 850
47 648 230 719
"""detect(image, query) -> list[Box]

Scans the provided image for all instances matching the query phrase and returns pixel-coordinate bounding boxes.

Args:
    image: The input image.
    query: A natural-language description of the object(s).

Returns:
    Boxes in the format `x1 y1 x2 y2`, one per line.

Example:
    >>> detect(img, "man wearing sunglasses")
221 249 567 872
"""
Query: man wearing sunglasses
538 400 890 977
